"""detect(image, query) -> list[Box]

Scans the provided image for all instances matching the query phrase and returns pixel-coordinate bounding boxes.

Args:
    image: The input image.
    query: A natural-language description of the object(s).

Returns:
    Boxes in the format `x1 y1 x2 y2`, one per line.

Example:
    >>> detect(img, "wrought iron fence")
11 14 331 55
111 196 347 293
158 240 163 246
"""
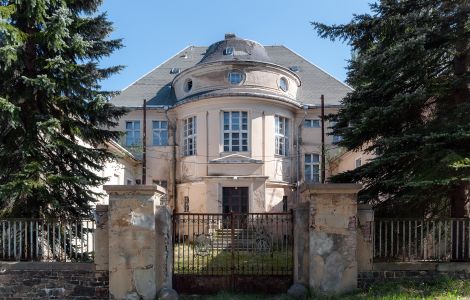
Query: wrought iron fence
173 212 293 276
0 219 95 262
373 218 470 262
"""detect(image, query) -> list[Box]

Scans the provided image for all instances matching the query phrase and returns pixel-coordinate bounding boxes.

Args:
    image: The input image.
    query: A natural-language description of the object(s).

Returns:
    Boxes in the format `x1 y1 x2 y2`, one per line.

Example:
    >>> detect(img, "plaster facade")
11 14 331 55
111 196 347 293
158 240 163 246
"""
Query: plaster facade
108 34 361 214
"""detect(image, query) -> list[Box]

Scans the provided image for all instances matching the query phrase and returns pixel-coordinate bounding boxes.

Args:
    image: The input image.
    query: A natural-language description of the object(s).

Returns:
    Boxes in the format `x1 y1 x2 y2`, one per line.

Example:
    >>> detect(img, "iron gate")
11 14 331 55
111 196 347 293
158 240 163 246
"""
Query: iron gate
172 212 293 294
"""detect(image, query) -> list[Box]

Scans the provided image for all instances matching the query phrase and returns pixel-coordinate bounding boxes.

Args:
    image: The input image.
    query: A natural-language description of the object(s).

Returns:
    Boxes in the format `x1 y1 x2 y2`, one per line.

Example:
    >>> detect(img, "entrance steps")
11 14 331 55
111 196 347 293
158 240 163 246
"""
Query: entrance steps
210 228 262 250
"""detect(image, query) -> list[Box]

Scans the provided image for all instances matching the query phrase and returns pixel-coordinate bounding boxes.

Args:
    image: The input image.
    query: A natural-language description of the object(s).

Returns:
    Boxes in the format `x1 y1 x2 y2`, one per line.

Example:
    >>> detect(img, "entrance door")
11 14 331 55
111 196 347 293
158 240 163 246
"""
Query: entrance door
222 187 248 213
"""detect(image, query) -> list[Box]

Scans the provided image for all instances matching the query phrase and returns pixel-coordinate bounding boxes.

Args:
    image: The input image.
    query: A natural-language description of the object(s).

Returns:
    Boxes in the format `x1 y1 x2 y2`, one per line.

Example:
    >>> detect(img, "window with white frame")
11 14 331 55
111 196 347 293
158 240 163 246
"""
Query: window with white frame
223 111 248 152
183 116 197 156
305 154 320 183
330 121 342 143
125 121 140 146
275 115 289 156
304 119 320 128
152 121 168 146
355 157 362 168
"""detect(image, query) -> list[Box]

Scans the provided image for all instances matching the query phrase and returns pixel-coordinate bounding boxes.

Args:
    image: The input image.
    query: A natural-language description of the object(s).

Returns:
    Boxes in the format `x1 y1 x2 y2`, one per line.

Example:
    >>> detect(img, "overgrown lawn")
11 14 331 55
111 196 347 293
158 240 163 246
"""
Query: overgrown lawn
179 277 470 299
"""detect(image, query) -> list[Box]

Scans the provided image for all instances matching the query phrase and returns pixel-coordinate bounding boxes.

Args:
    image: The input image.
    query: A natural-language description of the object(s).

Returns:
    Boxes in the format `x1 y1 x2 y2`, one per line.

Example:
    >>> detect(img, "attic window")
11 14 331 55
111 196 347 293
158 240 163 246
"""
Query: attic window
223 47 234 56
170 68 180 74
289 66 300 72
184 78 193 92
228 71 244 85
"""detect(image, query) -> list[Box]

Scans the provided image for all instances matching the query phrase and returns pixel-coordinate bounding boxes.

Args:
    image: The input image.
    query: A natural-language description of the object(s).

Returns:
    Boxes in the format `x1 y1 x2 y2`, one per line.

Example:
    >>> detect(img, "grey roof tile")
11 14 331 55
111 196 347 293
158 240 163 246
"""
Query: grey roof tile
110 45 351 107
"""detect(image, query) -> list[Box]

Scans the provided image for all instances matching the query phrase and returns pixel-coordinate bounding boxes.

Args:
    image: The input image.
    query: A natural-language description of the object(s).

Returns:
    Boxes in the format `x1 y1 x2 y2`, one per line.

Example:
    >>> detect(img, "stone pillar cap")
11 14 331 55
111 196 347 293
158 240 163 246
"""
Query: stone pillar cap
104 185 166 196
300 183 362 194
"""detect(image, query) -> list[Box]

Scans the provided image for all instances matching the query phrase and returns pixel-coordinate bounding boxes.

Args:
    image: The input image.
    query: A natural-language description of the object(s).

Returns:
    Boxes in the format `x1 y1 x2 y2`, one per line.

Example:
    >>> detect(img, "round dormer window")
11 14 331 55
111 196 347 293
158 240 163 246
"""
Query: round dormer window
228 71 244 85
279 77 288 92
184 78 193 92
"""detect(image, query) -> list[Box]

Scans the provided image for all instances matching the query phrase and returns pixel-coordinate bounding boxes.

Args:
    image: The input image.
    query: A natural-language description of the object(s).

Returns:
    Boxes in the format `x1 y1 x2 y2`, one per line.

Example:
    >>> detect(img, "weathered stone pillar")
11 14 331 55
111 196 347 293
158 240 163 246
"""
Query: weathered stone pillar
94 204 109 271
300 183 362 295
293 202 310 285
155 205 173 292
104 185 165 300
357 204 374 272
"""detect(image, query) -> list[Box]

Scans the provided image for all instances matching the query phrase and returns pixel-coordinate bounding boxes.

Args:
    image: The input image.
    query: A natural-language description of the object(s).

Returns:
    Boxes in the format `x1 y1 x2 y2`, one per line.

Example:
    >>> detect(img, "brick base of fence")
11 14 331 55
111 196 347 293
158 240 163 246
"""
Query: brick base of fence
0 262 108 300
359 262 470 288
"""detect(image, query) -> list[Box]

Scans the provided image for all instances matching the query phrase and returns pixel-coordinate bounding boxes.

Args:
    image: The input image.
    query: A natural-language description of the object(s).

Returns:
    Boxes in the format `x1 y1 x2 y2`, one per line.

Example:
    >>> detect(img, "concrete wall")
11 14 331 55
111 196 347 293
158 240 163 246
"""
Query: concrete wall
295 183 362 295
0 262 108 299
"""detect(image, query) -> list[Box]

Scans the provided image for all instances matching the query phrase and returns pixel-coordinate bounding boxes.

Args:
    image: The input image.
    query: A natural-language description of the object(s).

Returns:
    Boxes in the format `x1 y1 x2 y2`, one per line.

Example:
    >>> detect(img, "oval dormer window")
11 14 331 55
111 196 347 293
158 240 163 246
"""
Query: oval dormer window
228 71 244 85
223 47 234 56
184 78 193 92
279 77 288 92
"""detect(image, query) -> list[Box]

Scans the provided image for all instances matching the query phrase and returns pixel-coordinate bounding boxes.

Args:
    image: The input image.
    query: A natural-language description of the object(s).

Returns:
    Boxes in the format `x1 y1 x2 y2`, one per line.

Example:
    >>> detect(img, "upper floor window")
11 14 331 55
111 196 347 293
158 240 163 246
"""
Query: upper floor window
152 121 168 146
275 116 289 156
183 116 197 156
125 121 140 146
355 158 362 168
223 111 248 152
228 71 244 85
330 121 342 143
304 119 320 128
305 154 320 183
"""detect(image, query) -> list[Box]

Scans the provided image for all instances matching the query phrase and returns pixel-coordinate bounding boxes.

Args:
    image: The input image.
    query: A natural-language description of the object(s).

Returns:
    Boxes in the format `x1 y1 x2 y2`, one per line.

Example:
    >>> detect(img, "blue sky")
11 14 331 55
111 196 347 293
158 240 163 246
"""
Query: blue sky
99 0 372 91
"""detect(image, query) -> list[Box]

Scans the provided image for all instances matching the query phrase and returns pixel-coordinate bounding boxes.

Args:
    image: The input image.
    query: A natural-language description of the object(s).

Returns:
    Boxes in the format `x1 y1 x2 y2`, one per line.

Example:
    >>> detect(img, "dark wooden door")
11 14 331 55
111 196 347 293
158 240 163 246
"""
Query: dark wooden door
222 187 248 213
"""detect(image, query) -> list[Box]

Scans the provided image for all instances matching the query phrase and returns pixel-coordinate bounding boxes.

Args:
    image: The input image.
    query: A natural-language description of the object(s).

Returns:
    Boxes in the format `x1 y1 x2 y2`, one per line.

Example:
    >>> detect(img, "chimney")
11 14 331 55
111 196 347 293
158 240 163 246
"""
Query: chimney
225 33 236 40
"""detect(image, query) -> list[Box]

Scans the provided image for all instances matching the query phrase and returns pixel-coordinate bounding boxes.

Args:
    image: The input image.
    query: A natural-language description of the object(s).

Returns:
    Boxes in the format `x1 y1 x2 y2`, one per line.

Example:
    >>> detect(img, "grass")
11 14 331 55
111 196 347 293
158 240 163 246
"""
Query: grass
173 243 293 275
179 277 470 300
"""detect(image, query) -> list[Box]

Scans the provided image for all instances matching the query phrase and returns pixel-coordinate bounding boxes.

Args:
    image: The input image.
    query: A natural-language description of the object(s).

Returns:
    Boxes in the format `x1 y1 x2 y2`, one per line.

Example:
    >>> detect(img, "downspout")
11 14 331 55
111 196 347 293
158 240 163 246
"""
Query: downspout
262 111 265 174
165 108 177 211
321 95 326 183
296 106 308 204
206 111 209 175
142 99 147 184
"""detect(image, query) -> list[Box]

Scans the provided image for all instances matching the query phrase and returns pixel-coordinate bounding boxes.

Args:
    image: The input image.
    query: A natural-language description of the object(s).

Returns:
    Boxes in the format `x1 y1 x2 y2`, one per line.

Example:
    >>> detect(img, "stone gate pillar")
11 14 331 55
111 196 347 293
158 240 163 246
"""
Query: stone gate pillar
104 185 166 300
357 204 374 272
298 183 362 295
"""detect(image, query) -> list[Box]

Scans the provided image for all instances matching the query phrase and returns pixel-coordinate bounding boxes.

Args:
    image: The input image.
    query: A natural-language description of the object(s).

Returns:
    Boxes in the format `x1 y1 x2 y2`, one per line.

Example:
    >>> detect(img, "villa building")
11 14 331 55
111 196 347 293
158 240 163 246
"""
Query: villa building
106 34 364 213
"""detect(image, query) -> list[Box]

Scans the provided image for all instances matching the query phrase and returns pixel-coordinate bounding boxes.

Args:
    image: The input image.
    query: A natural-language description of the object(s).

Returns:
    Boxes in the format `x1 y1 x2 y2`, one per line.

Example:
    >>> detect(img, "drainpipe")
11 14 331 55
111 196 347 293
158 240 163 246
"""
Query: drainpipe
165 108 177 211
206 111 209 175
262 111 265 175
296 106 308 204
321 95 326 183
142 99 147 185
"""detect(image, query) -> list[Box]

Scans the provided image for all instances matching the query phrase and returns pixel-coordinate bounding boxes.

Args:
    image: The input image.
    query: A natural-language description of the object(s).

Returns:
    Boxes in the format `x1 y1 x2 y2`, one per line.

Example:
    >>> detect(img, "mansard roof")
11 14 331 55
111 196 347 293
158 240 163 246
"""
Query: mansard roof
111 42 352 108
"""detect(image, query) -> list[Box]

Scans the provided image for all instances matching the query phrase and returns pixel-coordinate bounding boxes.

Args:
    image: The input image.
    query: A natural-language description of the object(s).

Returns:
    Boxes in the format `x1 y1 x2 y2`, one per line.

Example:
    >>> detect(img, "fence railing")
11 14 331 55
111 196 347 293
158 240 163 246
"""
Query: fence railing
0 219 95 262
373 218 470 262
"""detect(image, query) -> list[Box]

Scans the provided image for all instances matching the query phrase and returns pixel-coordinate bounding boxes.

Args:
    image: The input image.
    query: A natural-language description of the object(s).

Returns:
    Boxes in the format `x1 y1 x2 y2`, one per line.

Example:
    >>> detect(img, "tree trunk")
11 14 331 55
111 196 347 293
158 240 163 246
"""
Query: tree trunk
451 184 468 260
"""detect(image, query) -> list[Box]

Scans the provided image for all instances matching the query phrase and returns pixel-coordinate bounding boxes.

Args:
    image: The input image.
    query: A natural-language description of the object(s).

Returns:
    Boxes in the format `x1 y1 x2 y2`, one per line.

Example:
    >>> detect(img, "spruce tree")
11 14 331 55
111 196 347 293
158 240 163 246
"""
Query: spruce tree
0 0 126 219
313 0 470 217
